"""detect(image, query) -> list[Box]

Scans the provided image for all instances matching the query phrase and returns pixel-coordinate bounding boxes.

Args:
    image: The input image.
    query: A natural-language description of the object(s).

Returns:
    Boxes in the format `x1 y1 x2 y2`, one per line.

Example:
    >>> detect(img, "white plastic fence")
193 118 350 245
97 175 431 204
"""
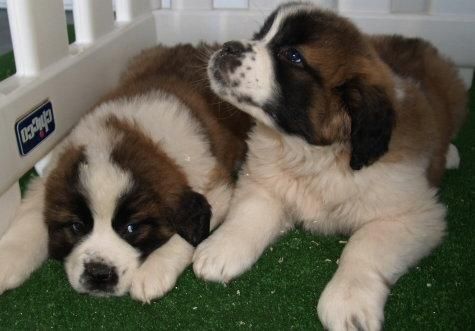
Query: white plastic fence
0 0 474 237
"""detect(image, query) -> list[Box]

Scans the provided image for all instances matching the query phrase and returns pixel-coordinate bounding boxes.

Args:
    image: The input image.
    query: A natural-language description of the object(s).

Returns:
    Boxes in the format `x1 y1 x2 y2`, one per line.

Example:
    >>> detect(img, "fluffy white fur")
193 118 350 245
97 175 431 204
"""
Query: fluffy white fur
0 90 231 302
208 41 277 128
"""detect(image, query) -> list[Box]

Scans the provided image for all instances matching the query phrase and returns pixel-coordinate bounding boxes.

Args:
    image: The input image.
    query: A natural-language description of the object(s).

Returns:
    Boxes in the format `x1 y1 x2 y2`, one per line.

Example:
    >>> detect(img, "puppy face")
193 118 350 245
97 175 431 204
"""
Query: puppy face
43 117 211 296
208 2 395 169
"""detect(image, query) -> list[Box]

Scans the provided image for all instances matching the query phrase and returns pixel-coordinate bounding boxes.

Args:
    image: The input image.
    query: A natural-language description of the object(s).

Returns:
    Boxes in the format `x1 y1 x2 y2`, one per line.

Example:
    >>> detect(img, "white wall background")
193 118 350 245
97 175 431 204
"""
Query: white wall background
1 0 474 12
0 0 164 9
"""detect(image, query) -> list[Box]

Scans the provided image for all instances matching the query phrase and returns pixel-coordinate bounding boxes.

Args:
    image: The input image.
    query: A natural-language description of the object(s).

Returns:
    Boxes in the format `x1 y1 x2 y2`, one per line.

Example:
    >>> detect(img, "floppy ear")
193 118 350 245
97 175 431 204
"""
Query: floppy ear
338 77 395 170
173 190 211 247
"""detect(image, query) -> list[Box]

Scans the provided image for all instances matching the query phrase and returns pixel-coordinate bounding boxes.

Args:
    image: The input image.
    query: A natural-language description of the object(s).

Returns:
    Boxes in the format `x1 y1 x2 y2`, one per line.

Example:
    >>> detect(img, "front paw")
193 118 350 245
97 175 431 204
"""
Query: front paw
193 231 258 283
129 259 178 303
317 274 387 331
0 245 34 294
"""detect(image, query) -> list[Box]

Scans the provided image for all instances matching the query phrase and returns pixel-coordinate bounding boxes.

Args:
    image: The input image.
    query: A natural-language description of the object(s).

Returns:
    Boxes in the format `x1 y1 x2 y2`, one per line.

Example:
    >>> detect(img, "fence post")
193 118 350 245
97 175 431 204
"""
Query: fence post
73 0 115 44
6 0 69 76
116 0 151 22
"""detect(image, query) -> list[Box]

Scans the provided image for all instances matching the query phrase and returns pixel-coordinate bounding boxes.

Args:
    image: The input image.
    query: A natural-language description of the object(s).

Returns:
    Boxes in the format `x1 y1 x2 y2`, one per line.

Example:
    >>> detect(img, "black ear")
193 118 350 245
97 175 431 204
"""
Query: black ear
338 77 395 170
173 191 211 247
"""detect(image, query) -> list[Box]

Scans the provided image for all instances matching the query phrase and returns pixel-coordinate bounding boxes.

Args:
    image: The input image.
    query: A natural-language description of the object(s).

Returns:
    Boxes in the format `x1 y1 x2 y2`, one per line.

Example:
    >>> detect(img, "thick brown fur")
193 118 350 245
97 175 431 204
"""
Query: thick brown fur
371 35 467 184
100 44 253 183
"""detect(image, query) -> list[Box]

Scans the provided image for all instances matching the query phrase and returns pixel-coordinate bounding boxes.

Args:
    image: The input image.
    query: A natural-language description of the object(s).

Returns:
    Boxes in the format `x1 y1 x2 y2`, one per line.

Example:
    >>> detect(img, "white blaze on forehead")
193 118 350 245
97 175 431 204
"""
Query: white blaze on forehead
65 149 139 296
262 3 316 44
79 157 133 225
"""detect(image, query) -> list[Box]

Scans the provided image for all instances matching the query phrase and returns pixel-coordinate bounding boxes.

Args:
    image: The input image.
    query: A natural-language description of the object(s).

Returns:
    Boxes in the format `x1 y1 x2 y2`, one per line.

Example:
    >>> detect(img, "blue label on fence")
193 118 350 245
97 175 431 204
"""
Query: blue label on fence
15 100 55 156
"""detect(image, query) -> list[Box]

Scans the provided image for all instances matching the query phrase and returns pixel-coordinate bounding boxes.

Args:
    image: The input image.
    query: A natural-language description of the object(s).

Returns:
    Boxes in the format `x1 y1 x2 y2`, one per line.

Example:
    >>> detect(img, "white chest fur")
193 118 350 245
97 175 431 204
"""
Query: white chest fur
244 124 434 235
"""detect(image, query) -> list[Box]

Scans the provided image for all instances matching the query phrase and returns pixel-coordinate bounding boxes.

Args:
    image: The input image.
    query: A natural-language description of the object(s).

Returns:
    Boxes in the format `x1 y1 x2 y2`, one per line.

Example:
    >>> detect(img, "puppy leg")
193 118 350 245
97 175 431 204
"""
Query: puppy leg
206 181 234 230
193 178 286 283
130 181 232 303
130 234 193 303
0 178 49 294
317 204 446 331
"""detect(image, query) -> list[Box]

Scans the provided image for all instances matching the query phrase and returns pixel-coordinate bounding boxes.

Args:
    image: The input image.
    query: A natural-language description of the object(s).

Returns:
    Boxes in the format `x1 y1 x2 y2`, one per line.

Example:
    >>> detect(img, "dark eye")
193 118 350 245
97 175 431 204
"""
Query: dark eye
120 223 143 238
279 48 304 65
126 223 139 234
71 222 85 235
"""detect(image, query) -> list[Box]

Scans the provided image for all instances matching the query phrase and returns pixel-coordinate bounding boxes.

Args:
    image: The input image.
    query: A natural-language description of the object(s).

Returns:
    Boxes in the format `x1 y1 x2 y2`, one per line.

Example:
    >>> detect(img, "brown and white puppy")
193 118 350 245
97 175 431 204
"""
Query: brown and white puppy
0 45 251 302
193 2 467 330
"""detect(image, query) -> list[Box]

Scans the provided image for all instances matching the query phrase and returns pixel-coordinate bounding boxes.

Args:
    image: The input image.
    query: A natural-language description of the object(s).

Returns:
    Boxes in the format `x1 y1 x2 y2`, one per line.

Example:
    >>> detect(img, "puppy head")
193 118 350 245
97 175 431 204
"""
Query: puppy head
44 117 210 296
208 2 395 169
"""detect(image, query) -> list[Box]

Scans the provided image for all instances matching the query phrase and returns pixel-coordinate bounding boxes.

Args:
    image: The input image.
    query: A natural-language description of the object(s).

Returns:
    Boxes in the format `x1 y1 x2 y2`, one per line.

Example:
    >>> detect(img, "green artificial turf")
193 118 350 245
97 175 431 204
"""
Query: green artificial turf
0 49 473 329
0 49 15 80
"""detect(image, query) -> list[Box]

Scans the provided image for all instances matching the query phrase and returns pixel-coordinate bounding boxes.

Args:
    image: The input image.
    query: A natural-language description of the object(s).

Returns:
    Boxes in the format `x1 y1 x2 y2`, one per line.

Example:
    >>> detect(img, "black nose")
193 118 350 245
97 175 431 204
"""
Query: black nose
84 262 118 288
222 41 246 56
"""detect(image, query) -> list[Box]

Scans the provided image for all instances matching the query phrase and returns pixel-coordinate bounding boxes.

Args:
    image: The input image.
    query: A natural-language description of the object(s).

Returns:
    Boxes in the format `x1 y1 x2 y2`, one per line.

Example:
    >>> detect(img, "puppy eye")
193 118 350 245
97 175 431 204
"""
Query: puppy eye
279 48 304 65
120 223 141 238
126 223 139 234
71 221 85 235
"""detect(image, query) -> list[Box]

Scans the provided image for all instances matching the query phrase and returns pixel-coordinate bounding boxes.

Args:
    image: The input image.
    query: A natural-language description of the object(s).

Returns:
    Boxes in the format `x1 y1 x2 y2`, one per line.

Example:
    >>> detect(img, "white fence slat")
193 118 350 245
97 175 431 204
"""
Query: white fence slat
249 0 287 10
213 0 248 9
339 0 391 13
312 0 338 10
391 0 429 14
7 0 69 76
172 0 213 10
430 0 475 15
0 183 21 238
116 0 151 22
64 0 73 10
73 0 115 44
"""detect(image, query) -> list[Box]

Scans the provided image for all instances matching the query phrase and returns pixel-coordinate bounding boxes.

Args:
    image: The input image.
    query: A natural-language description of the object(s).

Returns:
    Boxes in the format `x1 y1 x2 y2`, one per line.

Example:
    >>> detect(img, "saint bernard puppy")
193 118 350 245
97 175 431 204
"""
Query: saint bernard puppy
193 3 467 330
0 45 250 302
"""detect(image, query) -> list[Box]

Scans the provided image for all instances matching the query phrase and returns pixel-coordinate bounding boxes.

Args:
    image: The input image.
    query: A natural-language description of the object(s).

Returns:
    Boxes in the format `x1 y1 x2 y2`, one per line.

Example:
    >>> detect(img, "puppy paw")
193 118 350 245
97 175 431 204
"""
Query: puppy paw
445 144 460 169
317 274 387 331
0 245 34 294
129 259 178 303
193 232 257 283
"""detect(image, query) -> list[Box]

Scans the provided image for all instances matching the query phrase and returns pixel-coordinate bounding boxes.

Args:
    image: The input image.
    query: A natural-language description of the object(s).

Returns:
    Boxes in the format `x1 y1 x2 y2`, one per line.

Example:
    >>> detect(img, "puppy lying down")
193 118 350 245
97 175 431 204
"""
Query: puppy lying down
193 3 467 331
0 44 250 302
